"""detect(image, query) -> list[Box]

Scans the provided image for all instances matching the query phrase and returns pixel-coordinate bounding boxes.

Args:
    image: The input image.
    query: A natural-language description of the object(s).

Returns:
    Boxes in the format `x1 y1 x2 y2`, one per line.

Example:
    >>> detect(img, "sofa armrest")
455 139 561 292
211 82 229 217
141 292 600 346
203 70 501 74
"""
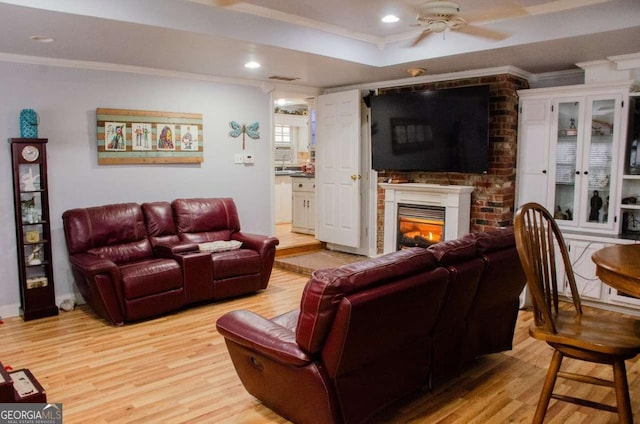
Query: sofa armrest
153 242 199 256
68 253 125 326
216 310 311 367
69 253 118 275
231 232 279 254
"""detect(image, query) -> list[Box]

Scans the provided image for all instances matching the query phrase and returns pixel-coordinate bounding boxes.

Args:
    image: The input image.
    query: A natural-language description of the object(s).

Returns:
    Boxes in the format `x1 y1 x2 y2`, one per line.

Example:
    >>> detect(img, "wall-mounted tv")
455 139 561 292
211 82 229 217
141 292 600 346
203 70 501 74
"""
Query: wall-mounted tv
370 85 490 173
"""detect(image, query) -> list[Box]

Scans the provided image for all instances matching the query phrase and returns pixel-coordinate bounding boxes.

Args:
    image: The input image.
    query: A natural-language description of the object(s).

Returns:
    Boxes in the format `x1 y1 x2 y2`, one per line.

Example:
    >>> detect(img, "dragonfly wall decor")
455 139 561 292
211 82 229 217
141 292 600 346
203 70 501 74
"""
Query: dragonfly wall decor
229 121 260 150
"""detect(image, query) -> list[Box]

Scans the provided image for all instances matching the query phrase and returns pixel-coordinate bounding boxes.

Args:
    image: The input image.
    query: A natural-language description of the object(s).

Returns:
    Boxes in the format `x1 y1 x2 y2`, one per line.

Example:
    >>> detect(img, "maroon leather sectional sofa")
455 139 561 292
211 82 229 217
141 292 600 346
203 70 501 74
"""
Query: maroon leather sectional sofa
62 198 278 326
216 228 526 424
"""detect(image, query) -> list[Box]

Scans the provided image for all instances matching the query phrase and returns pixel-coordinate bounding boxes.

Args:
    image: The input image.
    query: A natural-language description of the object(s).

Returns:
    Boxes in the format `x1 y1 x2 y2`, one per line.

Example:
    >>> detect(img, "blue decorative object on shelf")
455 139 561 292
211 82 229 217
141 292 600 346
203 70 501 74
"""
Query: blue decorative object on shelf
20 109 39 138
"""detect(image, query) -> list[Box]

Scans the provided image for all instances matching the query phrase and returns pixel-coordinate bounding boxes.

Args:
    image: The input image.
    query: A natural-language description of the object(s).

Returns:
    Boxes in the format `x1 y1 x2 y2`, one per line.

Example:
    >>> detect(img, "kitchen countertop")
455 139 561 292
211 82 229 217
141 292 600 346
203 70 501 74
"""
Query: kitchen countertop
274 166 314 177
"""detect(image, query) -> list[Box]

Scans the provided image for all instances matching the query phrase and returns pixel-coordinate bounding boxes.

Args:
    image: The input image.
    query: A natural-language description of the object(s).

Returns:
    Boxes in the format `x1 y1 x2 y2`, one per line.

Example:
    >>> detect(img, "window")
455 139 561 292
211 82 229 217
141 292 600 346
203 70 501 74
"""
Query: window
274 125 292 145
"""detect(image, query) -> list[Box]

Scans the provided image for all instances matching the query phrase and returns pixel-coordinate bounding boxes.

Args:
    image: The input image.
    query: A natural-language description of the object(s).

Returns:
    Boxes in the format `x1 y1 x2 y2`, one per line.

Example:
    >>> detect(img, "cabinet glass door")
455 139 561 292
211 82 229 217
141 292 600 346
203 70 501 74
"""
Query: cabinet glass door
554 101 581 225
582 98 615 229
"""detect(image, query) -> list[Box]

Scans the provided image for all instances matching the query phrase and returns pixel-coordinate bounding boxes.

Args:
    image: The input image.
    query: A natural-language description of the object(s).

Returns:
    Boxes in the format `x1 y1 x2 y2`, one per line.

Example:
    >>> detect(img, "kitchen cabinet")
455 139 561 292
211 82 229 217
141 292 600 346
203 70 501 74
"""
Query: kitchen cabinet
292 177 315 234
275 175 292 224
564 239 609 302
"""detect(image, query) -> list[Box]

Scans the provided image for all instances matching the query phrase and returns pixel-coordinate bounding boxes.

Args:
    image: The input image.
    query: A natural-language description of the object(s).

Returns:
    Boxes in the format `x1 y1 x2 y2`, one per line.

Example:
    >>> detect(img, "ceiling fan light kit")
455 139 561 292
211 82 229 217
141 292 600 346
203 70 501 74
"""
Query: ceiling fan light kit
408 67 427 77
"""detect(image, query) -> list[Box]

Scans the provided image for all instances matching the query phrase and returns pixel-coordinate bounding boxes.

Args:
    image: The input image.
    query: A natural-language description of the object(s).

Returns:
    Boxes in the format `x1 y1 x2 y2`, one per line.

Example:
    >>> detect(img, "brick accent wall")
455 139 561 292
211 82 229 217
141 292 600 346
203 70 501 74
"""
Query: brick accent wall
375 73 529 253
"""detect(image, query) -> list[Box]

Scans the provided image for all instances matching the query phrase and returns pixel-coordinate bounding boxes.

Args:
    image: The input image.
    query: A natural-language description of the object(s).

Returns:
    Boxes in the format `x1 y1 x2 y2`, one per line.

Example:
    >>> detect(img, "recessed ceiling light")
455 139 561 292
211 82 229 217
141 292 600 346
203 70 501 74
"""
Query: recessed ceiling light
381 15 400 23
244 61 261 69
30 35 55 43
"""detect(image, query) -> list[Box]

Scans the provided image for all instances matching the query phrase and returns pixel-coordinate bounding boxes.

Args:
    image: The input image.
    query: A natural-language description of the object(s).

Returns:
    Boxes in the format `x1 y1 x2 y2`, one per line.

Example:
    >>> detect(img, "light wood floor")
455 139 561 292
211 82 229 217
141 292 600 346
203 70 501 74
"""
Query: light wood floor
3 269 640 423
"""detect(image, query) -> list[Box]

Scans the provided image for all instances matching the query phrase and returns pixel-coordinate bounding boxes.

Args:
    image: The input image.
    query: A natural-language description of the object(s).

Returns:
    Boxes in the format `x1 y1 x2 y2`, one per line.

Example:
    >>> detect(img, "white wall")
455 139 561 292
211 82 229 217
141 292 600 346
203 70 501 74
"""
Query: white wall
0 62 273 318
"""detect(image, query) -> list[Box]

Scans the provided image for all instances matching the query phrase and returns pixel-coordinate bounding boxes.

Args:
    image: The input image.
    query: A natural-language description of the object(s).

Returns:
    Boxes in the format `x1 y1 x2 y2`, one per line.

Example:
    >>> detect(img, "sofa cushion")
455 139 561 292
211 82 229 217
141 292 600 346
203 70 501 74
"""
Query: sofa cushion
172 198 241 242
120 258 183 300
463 227 515 254
62 202 152 262
296 247 437 354
87 239 153 265
428 238 477 265
142 201 180 246
211 249 261 279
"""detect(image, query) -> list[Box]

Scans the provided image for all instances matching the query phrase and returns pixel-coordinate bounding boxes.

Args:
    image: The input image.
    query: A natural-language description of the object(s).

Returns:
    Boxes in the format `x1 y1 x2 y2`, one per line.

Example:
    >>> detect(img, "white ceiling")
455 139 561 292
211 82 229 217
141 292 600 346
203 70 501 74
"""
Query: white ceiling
0 0 638 91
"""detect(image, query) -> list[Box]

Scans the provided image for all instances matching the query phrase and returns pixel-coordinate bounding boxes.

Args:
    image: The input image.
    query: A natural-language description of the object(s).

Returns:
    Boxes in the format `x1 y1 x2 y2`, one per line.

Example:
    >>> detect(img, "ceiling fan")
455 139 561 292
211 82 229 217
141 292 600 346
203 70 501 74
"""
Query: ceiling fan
411 1 524 46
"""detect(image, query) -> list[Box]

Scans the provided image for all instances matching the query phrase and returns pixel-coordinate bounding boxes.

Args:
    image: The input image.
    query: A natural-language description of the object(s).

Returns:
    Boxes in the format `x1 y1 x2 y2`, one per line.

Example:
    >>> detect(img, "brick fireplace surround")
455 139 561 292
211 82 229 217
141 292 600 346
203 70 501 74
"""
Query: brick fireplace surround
375 73 530 253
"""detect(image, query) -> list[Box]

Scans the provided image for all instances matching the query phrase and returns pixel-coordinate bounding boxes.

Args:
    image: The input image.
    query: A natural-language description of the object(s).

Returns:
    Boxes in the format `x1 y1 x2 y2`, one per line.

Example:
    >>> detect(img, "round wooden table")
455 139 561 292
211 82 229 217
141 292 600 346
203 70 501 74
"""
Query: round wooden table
592 244 640 298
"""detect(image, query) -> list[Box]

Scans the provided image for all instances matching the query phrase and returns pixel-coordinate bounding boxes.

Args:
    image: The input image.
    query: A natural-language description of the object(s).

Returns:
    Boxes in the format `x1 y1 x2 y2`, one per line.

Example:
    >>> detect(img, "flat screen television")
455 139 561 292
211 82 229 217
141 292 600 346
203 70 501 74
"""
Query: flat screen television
370 85 490 173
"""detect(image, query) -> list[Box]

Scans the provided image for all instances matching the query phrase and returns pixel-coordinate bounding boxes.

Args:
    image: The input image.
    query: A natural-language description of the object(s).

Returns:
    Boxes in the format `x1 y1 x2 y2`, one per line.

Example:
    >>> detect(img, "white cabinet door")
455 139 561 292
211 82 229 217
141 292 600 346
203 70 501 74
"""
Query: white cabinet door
291 179 315 234
292 191 308 231
516 98 552 208
567 239 608 301
275 176 292 224
308 192 316 233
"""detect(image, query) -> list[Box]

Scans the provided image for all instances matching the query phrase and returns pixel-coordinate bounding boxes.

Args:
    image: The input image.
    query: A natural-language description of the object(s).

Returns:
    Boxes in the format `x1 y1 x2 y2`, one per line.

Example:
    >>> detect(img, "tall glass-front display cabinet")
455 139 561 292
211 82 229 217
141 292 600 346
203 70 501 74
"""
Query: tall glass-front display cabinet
551 95 621 232
10 138 58 320
620 94 640 237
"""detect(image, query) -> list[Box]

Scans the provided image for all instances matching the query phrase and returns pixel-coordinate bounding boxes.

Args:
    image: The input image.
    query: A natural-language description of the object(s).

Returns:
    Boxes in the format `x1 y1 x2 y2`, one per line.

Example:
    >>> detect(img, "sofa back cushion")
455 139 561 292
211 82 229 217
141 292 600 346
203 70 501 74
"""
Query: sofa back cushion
461 227 527 359
62 203 153 264
427 237 485 382
172 198 240 243
141 201 180 246
321 266 450 424
296 247 438 354
463 227 526 312
463 227 516 254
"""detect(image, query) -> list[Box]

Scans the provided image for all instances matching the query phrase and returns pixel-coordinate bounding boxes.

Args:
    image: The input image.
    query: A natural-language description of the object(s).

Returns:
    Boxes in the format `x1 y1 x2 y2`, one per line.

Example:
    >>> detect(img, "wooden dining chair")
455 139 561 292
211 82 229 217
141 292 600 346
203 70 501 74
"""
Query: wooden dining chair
514 202 640 424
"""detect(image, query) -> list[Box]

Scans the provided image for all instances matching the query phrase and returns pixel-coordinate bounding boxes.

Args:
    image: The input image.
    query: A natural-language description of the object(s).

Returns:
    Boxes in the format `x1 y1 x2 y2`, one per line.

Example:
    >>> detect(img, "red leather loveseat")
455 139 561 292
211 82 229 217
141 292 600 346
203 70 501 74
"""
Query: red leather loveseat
62 198 278 326
216 228 525 424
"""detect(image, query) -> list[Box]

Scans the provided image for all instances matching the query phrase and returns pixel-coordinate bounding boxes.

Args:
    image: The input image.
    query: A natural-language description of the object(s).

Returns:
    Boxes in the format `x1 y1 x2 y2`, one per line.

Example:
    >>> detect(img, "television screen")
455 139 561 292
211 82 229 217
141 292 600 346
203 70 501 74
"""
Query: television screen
370 85 490 173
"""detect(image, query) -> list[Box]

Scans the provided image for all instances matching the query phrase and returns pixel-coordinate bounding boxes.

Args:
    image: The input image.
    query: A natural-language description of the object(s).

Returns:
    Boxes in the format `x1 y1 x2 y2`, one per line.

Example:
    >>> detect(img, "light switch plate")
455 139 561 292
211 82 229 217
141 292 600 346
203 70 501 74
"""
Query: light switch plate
243 153 255 164
234 153 244 164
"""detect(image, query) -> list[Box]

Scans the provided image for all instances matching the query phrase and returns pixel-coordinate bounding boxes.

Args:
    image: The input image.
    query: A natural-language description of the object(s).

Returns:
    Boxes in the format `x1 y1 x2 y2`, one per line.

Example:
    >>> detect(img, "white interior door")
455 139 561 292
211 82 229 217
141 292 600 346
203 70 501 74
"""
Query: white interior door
315 90 361 247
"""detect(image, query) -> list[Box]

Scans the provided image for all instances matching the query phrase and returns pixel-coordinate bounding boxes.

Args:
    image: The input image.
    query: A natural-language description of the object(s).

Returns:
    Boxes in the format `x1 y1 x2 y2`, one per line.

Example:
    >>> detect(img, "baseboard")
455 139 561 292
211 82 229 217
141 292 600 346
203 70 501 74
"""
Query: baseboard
0 294 83 319
0 303 20 320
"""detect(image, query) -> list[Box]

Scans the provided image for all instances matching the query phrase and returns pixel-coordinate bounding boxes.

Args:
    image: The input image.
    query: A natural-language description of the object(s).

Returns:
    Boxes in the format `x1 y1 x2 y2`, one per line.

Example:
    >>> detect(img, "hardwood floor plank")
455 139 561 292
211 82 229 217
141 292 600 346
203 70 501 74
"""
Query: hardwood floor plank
2 268 640 423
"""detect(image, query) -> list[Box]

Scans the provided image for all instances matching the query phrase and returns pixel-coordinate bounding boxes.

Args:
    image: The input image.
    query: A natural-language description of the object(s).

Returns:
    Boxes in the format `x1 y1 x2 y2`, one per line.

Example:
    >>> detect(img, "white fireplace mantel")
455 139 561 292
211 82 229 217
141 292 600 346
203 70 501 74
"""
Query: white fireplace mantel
379 183 474 253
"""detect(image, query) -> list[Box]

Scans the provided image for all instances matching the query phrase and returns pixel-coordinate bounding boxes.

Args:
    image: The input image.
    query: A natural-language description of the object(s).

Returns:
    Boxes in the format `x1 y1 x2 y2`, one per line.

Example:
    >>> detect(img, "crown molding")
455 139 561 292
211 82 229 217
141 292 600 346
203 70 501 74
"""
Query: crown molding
326 65 534 93
0 52 321 93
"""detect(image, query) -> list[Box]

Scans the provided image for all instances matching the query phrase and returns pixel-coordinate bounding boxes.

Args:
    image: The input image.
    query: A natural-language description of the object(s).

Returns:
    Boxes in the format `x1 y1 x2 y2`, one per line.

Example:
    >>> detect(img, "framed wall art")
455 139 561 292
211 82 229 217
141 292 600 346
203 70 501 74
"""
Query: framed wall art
96 108 203 164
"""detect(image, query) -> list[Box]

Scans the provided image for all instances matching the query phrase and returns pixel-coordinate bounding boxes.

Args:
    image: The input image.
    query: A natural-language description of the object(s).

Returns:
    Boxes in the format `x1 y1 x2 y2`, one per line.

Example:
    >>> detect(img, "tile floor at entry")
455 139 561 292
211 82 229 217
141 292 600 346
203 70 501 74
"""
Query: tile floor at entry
274 223 365 275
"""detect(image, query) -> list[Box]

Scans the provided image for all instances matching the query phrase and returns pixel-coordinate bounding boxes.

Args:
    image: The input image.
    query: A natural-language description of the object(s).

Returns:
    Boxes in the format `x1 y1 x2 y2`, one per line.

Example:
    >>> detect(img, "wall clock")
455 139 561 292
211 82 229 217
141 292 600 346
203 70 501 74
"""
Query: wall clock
21 145 40 162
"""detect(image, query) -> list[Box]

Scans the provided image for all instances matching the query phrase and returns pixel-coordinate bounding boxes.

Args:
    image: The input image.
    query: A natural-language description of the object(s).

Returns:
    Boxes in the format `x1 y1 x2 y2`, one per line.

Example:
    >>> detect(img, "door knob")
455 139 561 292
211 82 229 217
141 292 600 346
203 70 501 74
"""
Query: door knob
351 174 361 181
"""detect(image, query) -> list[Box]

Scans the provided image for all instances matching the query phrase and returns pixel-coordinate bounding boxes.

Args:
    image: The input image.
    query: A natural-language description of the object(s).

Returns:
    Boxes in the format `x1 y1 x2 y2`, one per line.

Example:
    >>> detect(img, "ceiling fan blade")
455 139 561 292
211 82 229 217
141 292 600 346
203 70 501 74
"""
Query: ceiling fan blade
185 0 239 7
457 25 508 41
463 3 528 23
411 30 432 47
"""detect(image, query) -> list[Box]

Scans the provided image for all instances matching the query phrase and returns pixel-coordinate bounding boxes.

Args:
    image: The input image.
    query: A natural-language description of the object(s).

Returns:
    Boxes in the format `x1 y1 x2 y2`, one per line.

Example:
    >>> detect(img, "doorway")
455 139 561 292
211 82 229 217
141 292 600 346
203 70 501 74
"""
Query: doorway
272 95 317 248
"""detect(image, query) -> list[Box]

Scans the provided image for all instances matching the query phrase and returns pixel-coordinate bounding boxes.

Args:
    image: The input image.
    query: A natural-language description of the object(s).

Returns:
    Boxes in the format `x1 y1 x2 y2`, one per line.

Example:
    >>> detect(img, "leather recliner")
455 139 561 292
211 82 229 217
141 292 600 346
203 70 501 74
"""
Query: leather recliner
62 203 185 326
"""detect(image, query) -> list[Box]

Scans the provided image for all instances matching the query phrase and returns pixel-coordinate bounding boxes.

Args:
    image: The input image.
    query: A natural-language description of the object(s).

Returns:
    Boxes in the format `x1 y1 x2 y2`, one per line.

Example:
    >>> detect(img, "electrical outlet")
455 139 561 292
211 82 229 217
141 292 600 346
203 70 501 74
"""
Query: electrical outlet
234 154 244 164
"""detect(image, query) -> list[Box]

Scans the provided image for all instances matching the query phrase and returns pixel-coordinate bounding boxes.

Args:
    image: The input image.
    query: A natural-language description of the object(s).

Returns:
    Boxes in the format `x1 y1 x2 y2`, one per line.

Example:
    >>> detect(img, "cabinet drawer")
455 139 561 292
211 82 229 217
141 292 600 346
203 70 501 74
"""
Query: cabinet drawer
292 180 315 192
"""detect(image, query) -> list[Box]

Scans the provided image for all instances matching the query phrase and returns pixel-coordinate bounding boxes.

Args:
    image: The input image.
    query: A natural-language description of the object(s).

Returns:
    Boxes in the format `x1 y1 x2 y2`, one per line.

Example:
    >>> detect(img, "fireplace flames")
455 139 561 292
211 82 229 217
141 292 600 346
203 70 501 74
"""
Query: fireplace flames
398 217 444 249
